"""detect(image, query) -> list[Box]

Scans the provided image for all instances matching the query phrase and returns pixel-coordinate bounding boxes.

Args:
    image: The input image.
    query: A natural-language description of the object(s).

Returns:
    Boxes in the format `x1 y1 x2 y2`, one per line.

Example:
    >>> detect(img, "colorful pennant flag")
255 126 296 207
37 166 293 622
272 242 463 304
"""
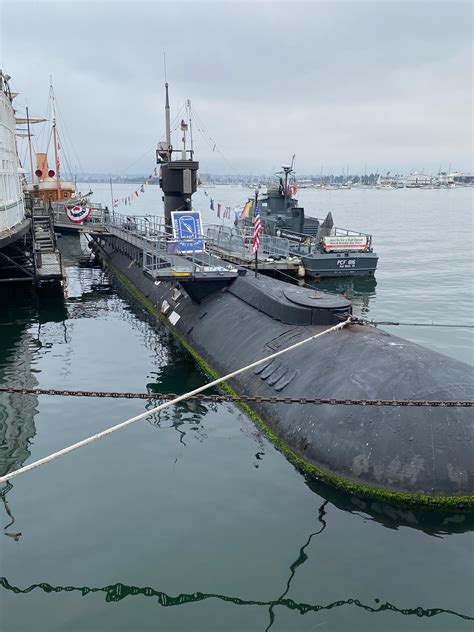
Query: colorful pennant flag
239 201 253 219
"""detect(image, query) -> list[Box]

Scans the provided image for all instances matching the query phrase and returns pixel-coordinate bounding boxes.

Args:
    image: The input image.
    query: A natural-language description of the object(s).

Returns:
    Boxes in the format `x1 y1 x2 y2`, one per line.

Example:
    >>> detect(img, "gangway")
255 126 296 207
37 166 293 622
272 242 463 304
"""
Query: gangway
51 209 303 275
32 210 63 282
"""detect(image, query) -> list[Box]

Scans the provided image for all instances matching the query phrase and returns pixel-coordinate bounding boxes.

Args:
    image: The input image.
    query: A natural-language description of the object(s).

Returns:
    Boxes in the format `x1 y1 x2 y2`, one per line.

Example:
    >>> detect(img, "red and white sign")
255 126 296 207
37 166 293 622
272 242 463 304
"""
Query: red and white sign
323 235 368 251
65 205 92 223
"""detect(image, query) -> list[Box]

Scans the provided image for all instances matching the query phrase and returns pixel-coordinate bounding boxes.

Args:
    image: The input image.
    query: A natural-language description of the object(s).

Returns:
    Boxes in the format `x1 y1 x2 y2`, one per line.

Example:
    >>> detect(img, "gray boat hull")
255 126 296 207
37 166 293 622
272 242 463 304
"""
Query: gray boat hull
95 240 474 508
302 251 378 278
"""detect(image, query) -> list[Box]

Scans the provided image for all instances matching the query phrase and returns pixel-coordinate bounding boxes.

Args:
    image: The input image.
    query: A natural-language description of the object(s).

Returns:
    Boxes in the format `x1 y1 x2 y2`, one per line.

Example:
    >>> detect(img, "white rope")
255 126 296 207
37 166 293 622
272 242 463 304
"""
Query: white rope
0 318 351 484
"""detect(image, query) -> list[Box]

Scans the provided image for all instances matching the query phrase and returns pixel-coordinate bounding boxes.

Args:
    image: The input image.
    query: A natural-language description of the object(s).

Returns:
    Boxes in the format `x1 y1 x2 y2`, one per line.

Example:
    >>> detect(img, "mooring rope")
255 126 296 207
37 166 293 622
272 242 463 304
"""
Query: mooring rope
0 318 351 484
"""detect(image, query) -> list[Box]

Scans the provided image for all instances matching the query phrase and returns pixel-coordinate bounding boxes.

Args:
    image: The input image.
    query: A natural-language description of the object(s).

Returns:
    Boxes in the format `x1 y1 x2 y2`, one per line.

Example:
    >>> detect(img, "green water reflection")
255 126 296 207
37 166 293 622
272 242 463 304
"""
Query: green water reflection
1 499 473 626
1 576 471 623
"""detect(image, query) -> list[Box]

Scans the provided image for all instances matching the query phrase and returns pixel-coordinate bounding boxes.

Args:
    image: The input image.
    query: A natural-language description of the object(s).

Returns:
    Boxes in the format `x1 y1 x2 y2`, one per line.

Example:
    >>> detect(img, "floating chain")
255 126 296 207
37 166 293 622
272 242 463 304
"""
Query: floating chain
0 386 472 407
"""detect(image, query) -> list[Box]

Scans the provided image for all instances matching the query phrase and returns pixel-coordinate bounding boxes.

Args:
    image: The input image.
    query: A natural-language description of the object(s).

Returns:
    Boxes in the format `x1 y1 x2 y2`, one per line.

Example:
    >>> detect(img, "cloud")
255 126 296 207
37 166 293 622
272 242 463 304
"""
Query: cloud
2 0 472 175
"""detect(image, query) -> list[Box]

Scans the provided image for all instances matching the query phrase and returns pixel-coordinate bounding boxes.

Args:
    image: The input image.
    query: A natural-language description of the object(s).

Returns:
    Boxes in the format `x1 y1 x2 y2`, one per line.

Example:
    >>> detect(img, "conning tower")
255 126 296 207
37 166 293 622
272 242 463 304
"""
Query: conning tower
156 84 199 231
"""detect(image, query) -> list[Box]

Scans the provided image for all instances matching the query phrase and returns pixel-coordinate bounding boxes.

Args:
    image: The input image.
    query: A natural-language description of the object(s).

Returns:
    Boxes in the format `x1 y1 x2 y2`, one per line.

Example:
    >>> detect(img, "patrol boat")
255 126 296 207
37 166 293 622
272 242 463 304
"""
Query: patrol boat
235 165 378 279
92 85 473 509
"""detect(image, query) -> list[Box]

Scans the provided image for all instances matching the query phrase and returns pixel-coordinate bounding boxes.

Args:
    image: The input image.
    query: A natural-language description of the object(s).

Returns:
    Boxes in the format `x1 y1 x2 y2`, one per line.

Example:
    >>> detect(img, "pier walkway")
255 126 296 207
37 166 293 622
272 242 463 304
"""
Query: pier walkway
32 212 63 282
52 208 303 275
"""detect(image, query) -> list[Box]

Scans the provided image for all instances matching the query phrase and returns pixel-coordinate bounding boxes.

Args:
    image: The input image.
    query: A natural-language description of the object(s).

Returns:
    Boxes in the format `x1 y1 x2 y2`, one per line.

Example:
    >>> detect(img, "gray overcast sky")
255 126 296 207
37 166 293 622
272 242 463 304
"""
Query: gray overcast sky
1 0 472 176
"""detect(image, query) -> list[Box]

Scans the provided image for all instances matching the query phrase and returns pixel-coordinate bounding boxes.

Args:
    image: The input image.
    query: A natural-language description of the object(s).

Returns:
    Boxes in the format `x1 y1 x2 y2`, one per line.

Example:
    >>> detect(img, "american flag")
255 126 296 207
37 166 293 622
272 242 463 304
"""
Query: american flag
252 200 262 255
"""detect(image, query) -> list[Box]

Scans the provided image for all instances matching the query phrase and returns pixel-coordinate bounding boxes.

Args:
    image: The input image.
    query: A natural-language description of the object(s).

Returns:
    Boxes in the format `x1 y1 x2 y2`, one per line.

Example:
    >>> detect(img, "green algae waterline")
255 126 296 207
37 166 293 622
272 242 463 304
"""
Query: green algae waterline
102 255 474 512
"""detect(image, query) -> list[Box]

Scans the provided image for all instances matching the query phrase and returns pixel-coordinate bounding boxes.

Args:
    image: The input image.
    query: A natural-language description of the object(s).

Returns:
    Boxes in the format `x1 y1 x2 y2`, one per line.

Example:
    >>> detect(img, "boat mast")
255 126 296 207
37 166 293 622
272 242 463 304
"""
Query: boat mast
26 106 35 185
187 99 194 159
50 78 61 199
165 82 171 154
163 52 171 159
53 122 61 199
282 163 292 212
180 118 188 160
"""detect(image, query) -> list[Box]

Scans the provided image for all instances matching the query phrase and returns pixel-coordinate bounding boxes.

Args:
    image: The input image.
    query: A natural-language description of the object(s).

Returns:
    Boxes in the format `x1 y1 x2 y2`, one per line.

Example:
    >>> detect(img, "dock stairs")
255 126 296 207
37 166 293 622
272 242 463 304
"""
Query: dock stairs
32 211 63 282
33 215 55 252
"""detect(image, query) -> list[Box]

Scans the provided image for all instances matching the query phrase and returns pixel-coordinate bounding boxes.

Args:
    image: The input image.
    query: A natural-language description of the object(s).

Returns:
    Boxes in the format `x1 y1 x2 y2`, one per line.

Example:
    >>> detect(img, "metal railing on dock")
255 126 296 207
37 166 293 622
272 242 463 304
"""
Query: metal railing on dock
205 224 301 270
105 215 238 281
51 204 109 232
51 208 303 273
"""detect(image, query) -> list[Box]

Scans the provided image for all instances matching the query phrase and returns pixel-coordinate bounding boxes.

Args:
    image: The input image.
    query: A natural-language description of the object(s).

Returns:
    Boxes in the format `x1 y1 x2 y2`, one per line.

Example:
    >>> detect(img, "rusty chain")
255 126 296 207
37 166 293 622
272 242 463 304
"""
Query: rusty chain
0 385 472 407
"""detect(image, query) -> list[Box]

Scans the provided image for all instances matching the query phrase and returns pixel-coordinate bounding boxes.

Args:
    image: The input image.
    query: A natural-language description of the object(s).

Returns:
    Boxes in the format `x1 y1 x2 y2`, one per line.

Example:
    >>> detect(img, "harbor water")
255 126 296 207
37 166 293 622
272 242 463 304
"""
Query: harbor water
1 186 473 631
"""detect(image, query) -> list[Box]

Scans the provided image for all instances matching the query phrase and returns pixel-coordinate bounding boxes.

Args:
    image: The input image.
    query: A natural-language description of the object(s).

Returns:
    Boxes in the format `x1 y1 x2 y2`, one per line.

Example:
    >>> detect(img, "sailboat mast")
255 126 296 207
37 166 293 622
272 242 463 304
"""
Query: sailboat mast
26 106 35 185
53 119 61 198
50 78 61 198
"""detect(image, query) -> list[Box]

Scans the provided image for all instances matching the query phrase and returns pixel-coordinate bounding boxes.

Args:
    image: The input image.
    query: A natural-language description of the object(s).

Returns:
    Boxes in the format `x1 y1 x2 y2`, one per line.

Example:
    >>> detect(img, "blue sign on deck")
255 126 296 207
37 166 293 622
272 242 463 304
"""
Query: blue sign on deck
171 211 204 254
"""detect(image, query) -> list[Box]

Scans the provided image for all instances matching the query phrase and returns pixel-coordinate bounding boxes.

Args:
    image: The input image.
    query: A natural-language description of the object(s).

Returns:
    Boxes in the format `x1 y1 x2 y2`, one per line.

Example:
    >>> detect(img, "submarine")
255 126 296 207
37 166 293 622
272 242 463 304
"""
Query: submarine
92 85 473 510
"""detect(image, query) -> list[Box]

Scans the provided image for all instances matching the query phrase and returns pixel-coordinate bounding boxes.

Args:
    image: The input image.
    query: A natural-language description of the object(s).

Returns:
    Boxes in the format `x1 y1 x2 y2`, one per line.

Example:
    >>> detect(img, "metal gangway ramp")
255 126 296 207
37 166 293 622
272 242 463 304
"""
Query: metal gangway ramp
52 208 302 274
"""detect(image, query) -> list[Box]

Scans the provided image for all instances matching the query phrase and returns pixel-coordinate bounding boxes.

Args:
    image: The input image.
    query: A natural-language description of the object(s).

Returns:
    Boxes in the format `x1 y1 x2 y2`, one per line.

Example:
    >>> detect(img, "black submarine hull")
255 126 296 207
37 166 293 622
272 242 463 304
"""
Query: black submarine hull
95 240 474 509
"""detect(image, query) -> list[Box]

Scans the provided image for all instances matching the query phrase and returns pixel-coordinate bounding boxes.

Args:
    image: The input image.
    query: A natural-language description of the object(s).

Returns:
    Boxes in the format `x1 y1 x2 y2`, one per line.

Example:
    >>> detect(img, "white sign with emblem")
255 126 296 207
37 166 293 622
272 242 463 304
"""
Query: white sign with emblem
323 236 368 251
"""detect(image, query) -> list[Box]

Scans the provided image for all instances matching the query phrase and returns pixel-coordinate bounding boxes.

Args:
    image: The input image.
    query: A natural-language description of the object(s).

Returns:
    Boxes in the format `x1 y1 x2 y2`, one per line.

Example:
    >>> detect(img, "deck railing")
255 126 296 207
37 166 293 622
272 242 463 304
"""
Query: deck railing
205 224 293 259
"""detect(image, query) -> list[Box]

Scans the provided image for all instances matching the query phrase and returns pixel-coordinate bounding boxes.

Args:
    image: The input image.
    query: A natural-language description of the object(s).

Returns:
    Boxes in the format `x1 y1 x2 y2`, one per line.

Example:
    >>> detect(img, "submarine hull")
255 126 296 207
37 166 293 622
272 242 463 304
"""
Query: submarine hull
96 240 474 505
